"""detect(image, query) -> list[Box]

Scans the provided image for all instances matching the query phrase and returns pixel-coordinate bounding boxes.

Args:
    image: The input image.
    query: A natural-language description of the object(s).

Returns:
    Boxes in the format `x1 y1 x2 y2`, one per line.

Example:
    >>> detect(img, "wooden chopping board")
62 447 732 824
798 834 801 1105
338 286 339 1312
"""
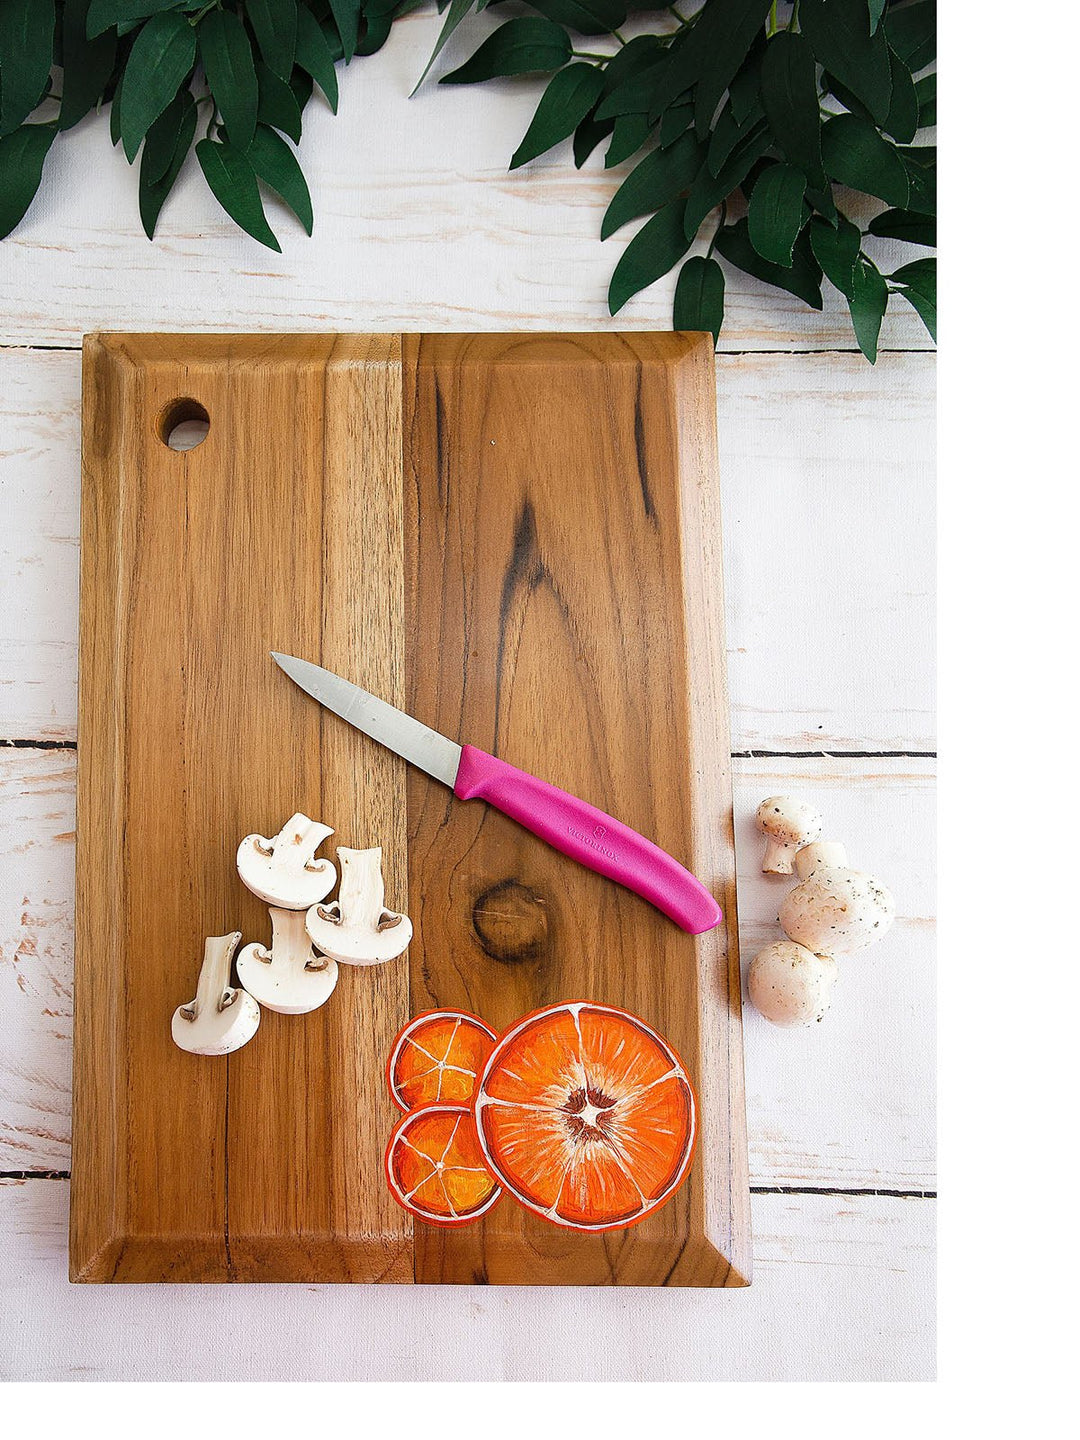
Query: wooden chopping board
71 332 750 1286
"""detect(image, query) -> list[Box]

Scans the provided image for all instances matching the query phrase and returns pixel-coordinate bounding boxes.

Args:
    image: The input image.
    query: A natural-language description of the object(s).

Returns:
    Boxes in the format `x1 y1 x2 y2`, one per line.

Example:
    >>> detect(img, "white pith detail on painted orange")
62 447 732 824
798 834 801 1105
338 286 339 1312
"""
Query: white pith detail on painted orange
474 1001 697 1233
387 1009 498 1110
385 1104 502 1225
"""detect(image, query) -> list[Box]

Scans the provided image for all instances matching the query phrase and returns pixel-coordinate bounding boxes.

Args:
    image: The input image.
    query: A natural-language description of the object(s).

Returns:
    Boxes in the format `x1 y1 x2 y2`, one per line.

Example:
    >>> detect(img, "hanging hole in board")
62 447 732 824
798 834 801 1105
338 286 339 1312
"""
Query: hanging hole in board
159 398 210 452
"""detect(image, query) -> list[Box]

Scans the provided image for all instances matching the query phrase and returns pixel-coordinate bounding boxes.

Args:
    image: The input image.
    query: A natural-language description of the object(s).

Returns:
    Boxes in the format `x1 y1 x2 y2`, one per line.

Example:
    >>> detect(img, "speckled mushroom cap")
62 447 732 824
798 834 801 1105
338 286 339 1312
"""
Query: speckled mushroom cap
755 795 824 873
747 941 838 1027
779 866 895 957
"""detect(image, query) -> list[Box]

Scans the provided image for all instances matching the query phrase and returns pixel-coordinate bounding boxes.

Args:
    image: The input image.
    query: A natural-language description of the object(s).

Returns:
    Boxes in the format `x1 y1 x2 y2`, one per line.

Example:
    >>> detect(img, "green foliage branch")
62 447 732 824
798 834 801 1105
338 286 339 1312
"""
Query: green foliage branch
0 0 935 358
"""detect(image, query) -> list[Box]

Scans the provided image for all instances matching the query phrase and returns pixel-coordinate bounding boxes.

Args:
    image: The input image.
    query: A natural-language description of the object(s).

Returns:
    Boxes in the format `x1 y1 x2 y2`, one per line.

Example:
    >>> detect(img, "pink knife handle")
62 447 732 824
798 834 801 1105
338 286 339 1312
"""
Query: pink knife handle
453 745 721 935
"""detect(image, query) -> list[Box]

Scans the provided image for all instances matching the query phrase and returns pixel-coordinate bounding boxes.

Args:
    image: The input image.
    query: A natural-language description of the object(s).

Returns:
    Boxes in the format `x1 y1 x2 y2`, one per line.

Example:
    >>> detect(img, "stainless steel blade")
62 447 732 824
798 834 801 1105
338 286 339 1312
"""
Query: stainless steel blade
270 653 461 789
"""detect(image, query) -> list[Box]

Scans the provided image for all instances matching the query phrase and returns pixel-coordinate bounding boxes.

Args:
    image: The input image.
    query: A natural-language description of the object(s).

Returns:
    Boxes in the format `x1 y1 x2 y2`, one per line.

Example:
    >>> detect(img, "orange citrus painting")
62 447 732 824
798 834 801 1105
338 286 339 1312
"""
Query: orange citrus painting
383 1001 696 1233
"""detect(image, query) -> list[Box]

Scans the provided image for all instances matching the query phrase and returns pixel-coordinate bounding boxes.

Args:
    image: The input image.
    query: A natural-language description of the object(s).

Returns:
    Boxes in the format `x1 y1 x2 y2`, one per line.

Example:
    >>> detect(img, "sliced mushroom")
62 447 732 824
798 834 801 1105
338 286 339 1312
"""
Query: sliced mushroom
171 932 260 1055
748 941 838 1027
755 796 823 874
305 846 412 965
236 812 337 910
236 907 339 1015
779 850 895 957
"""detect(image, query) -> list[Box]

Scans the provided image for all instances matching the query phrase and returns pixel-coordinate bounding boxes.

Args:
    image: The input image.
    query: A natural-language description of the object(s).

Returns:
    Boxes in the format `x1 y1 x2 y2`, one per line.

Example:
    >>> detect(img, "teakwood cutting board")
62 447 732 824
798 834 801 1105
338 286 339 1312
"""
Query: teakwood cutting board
71 332 749 1286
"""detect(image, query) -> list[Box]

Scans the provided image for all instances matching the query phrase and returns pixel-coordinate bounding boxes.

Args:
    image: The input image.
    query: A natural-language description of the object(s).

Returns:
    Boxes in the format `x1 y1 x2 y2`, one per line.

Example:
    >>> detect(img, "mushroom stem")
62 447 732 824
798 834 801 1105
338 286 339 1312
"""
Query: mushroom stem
762 837 793 873
338 846 391 929
183 932 242 1021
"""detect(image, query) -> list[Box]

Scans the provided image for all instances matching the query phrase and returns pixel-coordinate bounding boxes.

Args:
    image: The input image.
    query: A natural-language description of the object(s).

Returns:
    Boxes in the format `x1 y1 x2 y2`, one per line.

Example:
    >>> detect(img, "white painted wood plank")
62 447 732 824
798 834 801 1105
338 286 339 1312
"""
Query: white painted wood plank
0 751 934 1189
735 757 935 1191
0 1179 934 1381
0 17 933 353
0 347 934 751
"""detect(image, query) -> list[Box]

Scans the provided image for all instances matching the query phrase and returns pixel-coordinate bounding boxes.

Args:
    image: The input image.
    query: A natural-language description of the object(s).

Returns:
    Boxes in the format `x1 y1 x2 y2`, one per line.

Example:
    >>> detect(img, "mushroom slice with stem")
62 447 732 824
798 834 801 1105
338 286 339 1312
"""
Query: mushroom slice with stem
305 846 413 965
780 845 895 957
236 812 337 909
755 795 823 874
237 907 339 1015
748 941 838 1027
171 932 261 1055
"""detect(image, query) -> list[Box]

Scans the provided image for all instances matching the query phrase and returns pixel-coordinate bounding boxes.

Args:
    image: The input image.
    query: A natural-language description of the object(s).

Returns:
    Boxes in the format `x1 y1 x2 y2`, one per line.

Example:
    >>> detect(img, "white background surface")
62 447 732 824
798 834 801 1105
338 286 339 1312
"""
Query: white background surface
0 11 935 1382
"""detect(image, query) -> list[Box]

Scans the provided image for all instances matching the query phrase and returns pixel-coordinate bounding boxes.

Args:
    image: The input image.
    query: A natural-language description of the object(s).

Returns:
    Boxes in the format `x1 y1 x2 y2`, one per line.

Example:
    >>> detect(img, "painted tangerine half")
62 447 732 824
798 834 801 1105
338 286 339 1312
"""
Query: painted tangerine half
387 1009 497 1111
474 1001 696 1232
384 1104 502 1226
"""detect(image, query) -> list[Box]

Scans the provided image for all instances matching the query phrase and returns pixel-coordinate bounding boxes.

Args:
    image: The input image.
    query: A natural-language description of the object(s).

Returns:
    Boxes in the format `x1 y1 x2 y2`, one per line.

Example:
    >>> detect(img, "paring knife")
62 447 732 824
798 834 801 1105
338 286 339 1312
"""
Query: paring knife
271 653 721 935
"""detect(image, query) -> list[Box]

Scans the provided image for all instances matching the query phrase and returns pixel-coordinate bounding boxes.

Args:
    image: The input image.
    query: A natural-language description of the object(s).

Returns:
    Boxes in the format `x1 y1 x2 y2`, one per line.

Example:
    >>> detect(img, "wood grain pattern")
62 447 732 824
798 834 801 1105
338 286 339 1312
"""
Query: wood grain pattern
71 329 749 1285
71 334 412 1282
401 332 748 1285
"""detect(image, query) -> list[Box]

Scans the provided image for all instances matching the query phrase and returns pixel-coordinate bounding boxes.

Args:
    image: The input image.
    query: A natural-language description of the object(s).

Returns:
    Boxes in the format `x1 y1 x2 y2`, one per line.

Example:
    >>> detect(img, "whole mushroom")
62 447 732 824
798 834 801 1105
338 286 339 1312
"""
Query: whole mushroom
755 796 823 874
779 842 895 957
748 941 838 1027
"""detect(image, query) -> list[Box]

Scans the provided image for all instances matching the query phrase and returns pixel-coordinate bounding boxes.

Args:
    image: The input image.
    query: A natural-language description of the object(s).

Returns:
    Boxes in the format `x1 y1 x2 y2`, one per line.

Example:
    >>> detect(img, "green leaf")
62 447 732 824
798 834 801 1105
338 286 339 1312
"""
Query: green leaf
760 31 824 187
139 88 195 239
328 0 363 57
199 8 259 152
692 0 774 133
59 0 118 132
0 0 55 137
915 73 936 128
356 9 395 55
809 212 860 298
849 257 888 362
119 10 197 162
86 1 185 40
747 162 807 265
885 0 935 73
608 198 691 314
110 65 124 145
525 0 627 37
594 41 667 120
673 254 725 343
901 144 935 214
602 129 703 239
867 207 935 246
511 63 604 168
890 256 935 339
684 117 770 239
713 217 823 309
255 61 304 143
246 123 312 233
412 0 476 94
799 0 893 126
196 136 281 250
441 17 571 85
728 29 766 125
246 0 299 81
659 100 694 148
294 4 339 111
605 112 652 168
0 124 55 238
707 105 757 177
883 44 919 144
821 114 909 208
869 0 887 31
572 107 614 167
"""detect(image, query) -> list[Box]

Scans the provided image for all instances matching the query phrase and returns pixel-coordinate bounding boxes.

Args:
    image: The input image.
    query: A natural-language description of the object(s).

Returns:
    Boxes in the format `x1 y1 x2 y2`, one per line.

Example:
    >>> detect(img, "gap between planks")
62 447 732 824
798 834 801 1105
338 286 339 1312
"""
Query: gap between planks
0 342 933 359
0 740 937 759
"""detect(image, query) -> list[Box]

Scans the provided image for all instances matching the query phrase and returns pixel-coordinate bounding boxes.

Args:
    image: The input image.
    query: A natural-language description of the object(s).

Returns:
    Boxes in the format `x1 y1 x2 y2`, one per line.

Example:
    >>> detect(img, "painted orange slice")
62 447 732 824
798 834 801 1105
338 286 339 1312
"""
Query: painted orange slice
474 1001 696 1232
387 1009 498 1111
384 1105 501 1226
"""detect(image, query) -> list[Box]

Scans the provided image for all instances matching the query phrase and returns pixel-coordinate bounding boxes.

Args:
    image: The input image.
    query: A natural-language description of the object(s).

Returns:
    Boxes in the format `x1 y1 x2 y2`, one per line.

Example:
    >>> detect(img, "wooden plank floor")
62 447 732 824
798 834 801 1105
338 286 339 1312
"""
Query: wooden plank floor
0 15 934 1379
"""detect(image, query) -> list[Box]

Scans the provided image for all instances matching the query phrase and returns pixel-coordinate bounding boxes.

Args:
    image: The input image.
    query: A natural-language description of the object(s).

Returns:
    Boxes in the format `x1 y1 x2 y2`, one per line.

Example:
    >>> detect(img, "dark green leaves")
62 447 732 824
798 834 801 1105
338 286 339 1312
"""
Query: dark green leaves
602 130 702 239
673 255 725 343
294 3 339 111
868 208 935 246
441 18 572 85
809 213 860 298
200 8 259 152
799 0 893 126
608 198 690 313
822 114 910 208
86 1 185 40
0 0 55 137
747 162 806 265
760 31 823 187
526 0 627 36
247 0 299 81
59 0 118 132
688 0 773 133
247 123 313 233
713 218 823 309
139 88 196 238
0 124 55 238
512 64 604 168
196 137 281 251
885 1 936 73
118 10 196 161
883 45 919 144
890 257 936 339
328 0 364 56
412 0 475 94
849 257 888 361
256 61 304 143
